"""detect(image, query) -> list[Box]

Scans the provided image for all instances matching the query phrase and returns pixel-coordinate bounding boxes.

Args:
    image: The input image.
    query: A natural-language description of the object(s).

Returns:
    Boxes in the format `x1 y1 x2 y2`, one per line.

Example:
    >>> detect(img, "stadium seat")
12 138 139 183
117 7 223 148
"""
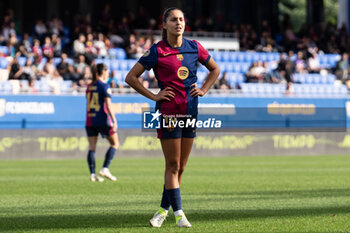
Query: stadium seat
18 57 27 66
229 52 238 62
0 46 8 55
197 72 207 83
53 57 61 66
221 52 230 62
118 60 128 70
127 59 137 69
109 48 127 60
110 60 119 71
0 57 9 69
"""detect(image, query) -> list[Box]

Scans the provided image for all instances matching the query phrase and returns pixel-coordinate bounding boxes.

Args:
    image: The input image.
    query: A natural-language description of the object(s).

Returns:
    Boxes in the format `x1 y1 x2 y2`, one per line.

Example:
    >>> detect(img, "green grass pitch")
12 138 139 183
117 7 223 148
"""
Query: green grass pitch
1 155 350 233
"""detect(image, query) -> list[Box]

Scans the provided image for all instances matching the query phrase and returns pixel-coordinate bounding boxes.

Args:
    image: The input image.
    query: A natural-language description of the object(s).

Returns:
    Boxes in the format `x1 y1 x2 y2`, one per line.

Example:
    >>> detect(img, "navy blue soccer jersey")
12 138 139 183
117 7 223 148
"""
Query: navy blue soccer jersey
138 38 210 116
85 80 113 127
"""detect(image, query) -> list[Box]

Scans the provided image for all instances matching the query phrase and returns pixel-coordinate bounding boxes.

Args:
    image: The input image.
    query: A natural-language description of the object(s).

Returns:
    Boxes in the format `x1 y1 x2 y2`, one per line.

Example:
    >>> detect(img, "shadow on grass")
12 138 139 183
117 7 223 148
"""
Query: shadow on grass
188 188 350 202
1 205 350 231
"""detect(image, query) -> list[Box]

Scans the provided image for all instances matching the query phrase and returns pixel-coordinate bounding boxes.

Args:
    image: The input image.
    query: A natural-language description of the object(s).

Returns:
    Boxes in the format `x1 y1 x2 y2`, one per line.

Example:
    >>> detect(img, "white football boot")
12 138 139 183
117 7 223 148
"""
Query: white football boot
176 213 192 228
99 168 117 181
90 174 104 182
149 209 167 227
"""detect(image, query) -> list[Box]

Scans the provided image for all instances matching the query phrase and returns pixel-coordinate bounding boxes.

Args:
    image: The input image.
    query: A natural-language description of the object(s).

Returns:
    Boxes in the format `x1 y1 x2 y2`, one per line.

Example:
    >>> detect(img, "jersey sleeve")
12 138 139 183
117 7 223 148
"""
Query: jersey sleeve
138 44 158 70
194 40 211 65
102 83 111 99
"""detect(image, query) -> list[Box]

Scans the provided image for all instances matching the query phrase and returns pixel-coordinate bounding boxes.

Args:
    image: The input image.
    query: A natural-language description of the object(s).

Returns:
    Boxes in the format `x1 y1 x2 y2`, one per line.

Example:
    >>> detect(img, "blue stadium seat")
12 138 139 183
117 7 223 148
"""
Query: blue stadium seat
109 48 127 60
210 51 222 62
218 62 226 72
127 59 137 69
110 60 119 71
0 57 9 69
221 52 230 62
237 52 245 62
118 60 128 70
197 72 207 83
252 53 260 62
0 46 8 55
229 52 238 62
244 52 254 62
18 57 27 66
233 63 241 73
241 63 251 73
53 57 61 66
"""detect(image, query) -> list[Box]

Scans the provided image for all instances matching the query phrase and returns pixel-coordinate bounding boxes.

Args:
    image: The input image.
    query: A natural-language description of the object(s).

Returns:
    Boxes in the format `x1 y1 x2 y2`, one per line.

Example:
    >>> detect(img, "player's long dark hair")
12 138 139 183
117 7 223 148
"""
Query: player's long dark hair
92 63 107 83
162 7 184 40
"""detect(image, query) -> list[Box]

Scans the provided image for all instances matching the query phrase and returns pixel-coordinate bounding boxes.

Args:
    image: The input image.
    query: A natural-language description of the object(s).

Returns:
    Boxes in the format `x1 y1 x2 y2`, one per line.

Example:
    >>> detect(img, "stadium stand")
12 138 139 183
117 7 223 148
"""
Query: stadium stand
0 6 349 96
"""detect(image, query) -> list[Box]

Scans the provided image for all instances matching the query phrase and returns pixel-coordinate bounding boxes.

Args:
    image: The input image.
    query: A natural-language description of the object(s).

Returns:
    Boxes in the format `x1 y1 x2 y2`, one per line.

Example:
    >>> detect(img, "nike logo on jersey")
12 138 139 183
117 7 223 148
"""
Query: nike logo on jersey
162 52 172 56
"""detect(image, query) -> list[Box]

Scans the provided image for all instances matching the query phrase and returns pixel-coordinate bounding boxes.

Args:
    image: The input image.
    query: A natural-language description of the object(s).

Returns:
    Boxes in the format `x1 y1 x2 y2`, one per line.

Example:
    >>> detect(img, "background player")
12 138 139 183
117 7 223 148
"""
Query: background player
85 63 119 182
125 7 220 227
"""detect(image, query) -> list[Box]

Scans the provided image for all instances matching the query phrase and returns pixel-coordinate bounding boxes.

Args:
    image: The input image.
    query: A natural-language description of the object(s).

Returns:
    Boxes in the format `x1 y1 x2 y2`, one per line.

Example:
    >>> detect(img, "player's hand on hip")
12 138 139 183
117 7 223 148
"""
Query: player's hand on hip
190 84 204 97
155 87 175 101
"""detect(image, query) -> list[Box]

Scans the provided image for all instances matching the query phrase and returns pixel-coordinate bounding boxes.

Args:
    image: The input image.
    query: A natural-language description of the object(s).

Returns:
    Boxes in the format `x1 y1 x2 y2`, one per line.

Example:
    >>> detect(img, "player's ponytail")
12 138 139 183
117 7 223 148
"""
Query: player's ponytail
162 7 183 40
92 63 107 82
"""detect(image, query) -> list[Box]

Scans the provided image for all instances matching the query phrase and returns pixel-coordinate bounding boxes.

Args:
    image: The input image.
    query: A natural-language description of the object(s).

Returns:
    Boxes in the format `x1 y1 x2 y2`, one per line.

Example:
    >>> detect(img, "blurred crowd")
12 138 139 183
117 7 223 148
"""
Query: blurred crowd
1 5 350 93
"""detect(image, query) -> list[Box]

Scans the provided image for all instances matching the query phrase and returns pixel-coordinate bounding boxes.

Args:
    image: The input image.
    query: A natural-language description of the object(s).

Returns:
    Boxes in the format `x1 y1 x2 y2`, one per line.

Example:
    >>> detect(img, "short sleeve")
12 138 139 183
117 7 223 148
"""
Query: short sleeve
103 84 111 98
195 40 211 65
138 44 158 70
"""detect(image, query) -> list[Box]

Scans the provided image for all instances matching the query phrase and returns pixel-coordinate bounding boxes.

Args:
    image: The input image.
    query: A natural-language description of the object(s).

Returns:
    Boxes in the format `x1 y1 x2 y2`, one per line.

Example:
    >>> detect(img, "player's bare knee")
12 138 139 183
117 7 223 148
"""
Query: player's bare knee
166 161 180 175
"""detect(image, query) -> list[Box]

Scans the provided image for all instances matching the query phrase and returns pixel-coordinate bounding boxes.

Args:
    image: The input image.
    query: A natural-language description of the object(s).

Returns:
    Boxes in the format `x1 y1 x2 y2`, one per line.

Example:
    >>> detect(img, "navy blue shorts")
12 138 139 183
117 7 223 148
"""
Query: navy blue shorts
85 126 115 138
157 115 197 139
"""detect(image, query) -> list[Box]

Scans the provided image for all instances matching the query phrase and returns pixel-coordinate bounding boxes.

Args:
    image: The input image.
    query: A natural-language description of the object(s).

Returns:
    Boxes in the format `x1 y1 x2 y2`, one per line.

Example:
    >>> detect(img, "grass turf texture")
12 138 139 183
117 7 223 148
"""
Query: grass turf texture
1 155 350 233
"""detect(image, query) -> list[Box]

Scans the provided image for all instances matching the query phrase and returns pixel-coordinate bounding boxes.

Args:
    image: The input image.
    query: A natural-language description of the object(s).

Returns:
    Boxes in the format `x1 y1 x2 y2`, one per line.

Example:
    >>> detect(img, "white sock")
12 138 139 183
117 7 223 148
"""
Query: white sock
174 209 184 216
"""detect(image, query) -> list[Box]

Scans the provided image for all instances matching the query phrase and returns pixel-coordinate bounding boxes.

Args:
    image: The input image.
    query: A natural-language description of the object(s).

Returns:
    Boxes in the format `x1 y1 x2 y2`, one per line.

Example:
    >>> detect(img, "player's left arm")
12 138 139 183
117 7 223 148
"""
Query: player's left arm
105 97 117 131
190 57 220 97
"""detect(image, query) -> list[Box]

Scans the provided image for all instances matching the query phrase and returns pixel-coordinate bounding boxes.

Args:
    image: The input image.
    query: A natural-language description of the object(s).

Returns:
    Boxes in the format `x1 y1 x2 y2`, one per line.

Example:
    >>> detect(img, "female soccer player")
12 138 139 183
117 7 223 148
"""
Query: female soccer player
85 63 119 182
125 7 220 228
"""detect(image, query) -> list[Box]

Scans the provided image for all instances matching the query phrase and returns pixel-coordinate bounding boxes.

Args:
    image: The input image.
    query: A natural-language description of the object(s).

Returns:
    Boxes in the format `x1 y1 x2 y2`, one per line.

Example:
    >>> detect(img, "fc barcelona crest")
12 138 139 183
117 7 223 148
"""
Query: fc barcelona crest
176 54 184 61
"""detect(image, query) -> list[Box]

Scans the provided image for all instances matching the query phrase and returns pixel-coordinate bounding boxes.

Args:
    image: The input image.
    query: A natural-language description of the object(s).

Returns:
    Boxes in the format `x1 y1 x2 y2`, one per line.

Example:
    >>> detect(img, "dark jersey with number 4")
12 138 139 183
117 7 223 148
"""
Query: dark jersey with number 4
85 80 113 127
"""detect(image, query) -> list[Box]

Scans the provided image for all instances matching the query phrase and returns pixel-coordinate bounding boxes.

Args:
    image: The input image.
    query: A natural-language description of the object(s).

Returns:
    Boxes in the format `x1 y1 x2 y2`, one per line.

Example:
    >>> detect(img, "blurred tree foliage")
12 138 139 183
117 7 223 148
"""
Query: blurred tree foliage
279 0 338 32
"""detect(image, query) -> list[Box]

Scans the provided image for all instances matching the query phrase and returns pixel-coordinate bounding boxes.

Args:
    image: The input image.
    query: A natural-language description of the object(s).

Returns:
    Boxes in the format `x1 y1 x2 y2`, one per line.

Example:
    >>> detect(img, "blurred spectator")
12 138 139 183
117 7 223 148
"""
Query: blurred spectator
34 20 47 39
245 61 267 83
85 33 97 63
51 34 62 57
22 58 36 81
307 51 321 73
7 34 18 57
78 66 93 88
126 34 143 59
295 51 307 73
73 34 86 56
140 70 156 88
277 53 293 83
8 55 25 80
32 39 43 61
218 72 231 89
18 33 33 58
73 54 88 82
2 21 16 41
43 57 62 80
57 53 74 81
94 33 108 58
42 36 54 58
48 17 64 36
335 52 349 81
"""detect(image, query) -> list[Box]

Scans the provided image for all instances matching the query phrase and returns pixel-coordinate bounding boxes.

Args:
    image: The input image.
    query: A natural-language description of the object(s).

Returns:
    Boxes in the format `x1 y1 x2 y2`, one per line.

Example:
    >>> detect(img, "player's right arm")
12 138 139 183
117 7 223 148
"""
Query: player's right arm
105 96 117 132
125 62 175 102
